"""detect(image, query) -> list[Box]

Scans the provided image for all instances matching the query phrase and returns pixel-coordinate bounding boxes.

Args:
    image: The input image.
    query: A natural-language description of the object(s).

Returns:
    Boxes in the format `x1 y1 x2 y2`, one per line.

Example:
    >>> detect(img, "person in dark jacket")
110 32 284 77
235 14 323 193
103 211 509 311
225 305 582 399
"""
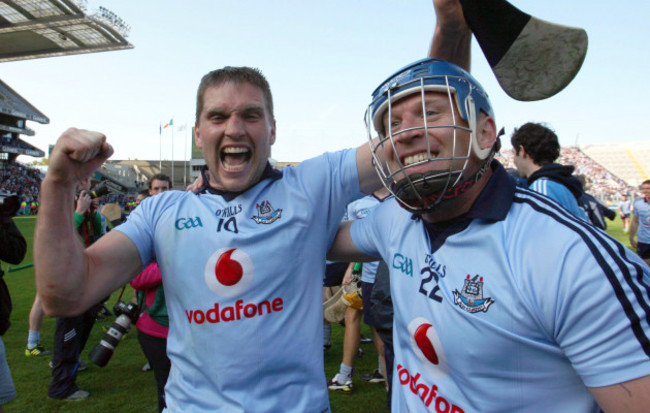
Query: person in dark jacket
0 201 27 410
511 122 588 220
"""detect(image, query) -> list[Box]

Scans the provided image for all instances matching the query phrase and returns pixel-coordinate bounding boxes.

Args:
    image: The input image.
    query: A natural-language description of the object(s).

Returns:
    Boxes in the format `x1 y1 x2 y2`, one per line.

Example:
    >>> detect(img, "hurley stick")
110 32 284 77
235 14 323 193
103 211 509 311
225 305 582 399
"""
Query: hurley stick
459 0 588 101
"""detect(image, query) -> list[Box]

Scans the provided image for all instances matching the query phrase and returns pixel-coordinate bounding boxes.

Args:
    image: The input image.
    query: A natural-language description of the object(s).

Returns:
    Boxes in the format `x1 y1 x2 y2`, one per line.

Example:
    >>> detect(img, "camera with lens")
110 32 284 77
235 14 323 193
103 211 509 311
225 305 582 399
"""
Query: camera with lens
89 300 139 367
89 182 111 199
0 194 20 217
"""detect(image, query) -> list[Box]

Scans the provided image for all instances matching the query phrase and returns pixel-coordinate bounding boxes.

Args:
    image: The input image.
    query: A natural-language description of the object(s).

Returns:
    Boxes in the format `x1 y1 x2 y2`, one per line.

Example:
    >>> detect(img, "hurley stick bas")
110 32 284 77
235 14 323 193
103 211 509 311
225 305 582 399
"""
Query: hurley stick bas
459 0 588 101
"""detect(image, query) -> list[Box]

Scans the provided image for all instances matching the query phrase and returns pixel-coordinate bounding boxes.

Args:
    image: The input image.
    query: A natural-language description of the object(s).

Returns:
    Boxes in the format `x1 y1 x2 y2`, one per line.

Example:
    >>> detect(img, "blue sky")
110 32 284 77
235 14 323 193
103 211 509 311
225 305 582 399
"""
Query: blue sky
2 0 649 163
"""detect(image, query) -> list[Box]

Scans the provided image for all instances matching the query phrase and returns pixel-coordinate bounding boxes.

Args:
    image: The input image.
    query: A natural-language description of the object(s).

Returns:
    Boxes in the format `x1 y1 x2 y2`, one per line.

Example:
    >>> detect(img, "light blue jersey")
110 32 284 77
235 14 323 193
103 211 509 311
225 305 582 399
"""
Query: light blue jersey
633 197 650 244
529 177 589 221
351 162 650 413
117 150 362 413
347 195 381 283
620 199 632 215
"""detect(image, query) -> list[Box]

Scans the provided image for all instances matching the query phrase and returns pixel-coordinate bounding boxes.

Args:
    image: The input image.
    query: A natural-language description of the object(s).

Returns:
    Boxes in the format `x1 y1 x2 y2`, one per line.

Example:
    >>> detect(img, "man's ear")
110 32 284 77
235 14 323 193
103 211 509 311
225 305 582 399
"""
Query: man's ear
269 119 276 146
477 115 497 151
194 123 203 149
518 145 528 159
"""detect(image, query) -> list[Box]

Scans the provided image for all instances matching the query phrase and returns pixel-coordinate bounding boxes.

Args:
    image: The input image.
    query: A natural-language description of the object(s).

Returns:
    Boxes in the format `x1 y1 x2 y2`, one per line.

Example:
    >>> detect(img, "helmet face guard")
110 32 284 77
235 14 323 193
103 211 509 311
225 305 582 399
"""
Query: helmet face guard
365 59 494 214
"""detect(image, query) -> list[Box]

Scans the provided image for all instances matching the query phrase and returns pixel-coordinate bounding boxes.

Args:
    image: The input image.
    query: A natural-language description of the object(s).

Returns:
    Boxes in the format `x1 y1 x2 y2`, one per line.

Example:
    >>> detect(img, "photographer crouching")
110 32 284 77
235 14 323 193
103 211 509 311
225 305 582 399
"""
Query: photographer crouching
47 178 107 401
0 194 27 411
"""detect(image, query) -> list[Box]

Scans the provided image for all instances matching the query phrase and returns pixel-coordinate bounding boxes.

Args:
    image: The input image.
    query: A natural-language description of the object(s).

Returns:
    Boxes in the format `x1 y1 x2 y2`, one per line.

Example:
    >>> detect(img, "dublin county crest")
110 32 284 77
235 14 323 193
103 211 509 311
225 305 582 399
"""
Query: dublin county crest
252 200 282 224
453 274 494 313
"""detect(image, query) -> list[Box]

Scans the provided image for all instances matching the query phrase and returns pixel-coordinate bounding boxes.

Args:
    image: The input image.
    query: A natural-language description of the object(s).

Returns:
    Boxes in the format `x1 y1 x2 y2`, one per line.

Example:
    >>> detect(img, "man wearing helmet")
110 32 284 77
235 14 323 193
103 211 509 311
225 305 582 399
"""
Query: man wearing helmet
366 58 497 219
330 1 650 412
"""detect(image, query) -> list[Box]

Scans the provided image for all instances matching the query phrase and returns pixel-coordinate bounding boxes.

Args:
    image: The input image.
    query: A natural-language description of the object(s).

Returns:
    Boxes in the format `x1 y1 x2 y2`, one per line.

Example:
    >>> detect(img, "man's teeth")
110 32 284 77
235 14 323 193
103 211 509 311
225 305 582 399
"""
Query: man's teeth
222 147 250 171
223 147 248 154
223 163 246 171
403 153 430 166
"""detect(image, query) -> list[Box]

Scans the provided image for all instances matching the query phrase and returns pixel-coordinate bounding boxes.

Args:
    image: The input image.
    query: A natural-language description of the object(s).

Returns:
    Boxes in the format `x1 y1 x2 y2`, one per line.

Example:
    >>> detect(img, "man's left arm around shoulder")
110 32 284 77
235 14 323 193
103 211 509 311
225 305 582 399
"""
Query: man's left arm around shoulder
590 375 650 413
355 140 383 195
328 220 377 263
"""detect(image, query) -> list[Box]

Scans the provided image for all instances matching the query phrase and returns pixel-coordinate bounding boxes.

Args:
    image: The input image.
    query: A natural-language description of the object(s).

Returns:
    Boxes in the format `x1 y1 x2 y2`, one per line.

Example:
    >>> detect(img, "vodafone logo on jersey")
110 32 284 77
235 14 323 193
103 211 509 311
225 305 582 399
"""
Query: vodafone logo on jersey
185 248 284 326
408 317 449 378
204 248 254 297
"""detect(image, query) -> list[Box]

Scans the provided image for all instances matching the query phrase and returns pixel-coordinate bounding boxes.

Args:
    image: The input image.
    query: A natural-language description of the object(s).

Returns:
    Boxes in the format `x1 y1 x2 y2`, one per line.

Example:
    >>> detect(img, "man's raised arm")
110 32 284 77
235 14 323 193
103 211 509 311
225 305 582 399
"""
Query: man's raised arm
35 128 142 317
429 0 472 70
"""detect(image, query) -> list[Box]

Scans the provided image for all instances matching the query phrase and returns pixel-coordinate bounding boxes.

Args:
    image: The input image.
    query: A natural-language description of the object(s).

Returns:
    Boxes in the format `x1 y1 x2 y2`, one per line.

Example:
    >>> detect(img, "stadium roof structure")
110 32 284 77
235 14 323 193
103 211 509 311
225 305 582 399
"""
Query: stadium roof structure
0 77 48 126
0 77 47 157
0 0 133 63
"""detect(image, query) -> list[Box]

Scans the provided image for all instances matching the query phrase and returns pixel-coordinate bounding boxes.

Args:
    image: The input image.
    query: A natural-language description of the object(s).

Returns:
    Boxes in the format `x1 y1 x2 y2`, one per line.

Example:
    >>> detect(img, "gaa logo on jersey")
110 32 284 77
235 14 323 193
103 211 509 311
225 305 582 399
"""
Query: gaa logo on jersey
408 317 449 378
204 248 254 297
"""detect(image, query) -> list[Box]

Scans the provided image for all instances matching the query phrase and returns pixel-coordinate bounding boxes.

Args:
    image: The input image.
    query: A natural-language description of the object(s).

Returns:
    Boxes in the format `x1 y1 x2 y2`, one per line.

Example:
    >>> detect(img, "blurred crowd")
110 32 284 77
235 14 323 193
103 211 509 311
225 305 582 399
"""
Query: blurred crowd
0 161 137 214
0 161 42 213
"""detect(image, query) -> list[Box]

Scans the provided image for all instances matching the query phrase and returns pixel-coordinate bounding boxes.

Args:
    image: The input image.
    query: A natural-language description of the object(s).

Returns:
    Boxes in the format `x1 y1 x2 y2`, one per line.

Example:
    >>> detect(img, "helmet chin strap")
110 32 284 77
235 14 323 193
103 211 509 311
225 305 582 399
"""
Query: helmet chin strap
392 148 495 214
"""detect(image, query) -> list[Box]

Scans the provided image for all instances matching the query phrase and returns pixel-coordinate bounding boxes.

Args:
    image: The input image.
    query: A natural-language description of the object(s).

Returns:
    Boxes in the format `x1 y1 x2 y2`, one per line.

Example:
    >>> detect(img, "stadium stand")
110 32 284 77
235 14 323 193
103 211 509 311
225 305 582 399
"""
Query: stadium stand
579 142 650 188
0 0 132 63
0 79 48 161
0 0 134 169
0 76 48 208
103 159 192 191
0 0 135 210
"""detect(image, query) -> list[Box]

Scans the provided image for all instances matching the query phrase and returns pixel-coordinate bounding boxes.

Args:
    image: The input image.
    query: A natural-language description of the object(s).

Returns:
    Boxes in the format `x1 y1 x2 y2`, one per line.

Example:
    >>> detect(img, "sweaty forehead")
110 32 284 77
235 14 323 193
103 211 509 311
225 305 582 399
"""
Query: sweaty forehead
383 91 454 120
202 83 267 112
393 91 451 110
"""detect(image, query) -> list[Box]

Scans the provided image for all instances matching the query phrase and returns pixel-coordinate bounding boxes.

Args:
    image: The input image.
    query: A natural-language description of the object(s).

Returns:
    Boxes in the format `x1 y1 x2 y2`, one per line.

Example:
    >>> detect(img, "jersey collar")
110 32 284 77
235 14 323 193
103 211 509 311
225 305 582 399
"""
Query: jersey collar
422 161 516 253
465 160 516 222
198 162 283 201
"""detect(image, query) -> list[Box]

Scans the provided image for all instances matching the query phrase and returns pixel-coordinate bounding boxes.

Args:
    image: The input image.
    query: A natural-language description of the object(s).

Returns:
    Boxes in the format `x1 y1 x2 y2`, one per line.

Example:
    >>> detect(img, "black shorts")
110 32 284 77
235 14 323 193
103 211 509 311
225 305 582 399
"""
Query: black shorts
620 213 629 220
323 262 348 287
637 242 650 259
361 281 376 327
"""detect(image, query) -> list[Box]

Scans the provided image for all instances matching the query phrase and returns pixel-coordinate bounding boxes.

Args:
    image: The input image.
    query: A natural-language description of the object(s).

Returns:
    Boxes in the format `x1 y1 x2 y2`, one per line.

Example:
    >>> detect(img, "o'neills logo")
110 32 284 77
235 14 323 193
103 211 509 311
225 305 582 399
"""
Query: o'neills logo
204 248 254 297
185 298 284 324
396 364 465 413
